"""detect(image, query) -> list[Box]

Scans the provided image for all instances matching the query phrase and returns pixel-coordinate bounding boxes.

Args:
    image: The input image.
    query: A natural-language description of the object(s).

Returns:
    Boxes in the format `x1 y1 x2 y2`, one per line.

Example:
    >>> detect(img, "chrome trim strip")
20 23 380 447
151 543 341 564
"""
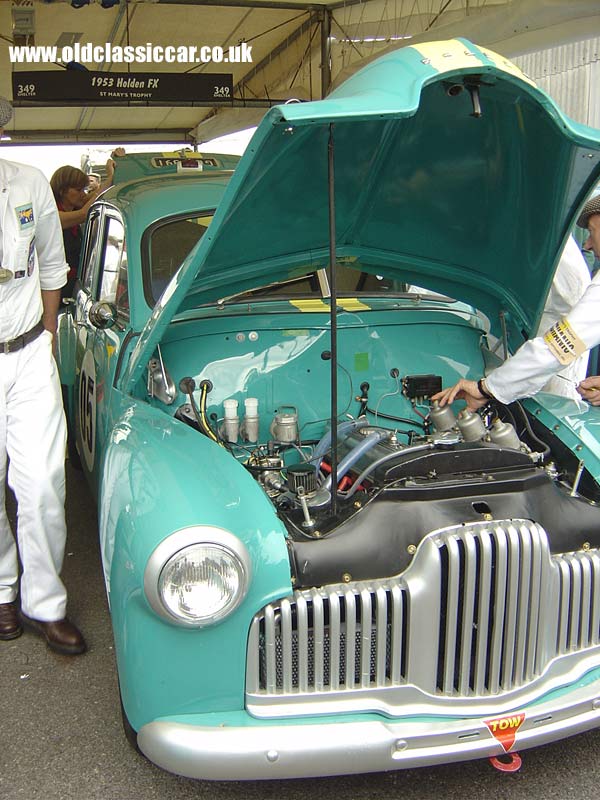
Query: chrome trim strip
281 597 293 694
138 679 600 780
330 591 341 691
474 532 492 695
390 583 403 685
459 534 476 696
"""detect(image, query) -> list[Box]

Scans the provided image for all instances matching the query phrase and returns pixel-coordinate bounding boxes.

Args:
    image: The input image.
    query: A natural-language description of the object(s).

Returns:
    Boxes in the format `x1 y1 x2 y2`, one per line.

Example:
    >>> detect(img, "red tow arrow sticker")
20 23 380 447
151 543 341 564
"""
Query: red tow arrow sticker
484 713 525 752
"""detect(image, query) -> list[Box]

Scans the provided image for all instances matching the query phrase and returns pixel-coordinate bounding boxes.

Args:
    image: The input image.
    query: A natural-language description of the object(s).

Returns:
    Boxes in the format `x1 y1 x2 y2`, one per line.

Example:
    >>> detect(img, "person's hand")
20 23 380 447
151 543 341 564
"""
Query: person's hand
432 379 488 411
577 376 600 405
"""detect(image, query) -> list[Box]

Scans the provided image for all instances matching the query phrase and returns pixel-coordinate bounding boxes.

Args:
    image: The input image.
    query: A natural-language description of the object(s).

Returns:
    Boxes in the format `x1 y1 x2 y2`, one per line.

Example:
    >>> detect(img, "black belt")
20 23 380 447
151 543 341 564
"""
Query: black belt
0 320 45 355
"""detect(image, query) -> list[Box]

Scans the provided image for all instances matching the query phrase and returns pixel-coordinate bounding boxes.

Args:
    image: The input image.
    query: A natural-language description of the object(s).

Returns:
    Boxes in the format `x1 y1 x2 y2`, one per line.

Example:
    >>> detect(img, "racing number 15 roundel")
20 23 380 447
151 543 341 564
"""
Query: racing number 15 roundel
79 349 97 472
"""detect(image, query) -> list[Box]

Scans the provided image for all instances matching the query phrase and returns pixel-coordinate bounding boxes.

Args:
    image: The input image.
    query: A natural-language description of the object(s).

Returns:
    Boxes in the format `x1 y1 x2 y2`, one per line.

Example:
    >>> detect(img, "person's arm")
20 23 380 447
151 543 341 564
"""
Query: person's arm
35 171 69 294
41 288 62 335
57 189 102 229
99 148 125 192
485 275 600 403
434 272 600 408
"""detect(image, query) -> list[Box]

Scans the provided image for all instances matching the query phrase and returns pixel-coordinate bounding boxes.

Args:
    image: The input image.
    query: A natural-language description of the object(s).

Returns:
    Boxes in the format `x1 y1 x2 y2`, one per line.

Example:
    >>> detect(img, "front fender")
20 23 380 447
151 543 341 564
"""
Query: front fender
99 401 292 731
524 394 600 482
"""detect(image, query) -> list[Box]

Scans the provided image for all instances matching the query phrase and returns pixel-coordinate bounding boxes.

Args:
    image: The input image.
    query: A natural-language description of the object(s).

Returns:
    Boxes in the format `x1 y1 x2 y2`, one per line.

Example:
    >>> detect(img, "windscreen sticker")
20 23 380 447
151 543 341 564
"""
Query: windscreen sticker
485 713 525 752
290 299 330 312
338 298 370 311
290 298 371 313
544 319 587 365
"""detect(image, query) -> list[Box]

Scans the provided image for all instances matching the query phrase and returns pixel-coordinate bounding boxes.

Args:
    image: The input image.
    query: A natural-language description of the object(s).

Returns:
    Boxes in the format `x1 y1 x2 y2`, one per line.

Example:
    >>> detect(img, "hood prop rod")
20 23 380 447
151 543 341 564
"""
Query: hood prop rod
327 122 339 516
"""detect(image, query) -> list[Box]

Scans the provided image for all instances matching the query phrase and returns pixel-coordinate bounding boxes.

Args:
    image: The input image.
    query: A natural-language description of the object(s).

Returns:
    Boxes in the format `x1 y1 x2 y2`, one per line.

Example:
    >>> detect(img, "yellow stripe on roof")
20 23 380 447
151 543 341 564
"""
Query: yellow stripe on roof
410 39 535 87
478 46 536 87
410 39 486 72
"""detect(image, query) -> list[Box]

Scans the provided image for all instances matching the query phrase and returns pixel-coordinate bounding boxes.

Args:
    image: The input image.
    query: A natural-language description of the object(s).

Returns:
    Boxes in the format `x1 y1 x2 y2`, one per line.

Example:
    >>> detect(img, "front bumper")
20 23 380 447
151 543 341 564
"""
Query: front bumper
137 678 600 780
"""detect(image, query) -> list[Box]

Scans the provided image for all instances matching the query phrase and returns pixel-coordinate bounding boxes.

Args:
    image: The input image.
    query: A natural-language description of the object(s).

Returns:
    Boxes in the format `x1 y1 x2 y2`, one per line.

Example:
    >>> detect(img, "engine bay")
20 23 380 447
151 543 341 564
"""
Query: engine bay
174 371 600 587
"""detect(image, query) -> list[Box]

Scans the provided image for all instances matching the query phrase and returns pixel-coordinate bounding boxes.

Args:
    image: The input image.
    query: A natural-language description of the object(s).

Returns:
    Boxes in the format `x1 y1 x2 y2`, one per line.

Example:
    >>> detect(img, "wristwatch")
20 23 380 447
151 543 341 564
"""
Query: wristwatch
477 378 495 400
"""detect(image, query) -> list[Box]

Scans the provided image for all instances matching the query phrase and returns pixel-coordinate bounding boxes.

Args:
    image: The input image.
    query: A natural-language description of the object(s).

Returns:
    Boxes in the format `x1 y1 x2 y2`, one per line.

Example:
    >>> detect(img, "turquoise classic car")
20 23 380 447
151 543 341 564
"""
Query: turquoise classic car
58 38 600 779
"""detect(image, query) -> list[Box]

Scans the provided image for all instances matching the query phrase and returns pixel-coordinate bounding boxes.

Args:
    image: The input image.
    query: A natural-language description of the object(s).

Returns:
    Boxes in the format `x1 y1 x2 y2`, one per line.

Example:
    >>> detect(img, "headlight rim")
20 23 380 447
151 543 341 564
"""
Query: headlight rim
144 526 252 627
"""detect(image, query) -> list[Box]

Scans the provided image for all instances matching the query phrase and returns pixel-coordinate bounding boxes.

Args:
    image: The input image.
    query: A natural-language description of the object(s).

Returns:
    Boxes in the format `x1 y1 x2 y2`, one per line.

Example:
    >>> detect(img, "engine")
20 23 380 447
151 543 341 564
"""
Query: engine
175 386 600 589
243 404 600 587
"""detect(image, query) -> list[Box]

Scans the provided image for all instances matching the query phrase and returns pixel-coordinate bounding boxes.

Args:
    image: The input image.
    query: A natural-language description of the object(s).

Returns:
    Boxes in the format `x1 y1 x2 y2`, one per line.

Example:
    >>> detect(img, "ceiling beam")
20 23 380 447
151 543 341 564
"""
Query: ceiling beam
3 128 195 143
155 0 327 10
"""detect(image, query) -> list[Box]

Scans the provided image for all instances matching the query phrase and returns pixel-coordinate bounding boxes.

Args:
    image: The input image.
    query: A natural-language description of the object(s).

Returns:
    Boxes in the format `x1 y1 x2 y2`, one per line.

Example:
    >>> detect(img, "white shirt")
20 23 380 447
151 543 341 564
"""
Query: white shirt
487 239 599 404
536 236 591 399
0 158 67 341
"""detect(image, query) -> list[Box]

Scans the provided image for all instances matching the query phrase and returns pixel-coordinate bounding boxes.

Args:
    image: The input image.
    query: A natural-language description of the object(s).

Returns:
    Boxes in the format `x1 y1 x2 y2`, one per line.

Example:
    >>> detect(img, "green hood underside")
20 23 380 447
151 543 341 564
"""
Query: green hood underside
125 38 600 391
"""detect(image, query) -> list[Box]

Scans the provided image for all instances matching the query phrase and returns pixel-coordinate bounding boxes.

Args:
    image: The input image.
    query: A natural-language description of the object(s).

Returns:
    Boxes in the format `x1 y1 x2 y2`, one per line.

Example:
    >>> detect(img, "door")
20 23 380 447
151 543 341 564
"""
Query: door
73 208 131 495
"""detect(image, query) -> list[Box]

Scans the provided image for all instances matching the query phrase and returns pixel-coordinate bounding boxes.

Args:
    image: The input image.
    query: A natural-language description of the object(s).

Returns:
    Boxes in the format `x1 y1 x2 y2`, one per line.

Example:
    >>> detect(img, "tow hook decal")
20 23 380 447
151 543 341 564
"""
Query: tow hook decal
484 713 525 752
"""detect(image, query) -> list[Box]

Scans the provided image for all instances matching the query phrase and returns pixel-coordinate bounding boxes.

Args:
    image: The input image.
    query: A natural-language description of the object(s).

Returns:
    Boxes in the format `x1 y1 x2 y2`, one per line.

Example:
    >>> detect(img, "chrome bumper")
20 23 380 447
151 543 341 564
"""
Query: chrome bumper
137 679 600 780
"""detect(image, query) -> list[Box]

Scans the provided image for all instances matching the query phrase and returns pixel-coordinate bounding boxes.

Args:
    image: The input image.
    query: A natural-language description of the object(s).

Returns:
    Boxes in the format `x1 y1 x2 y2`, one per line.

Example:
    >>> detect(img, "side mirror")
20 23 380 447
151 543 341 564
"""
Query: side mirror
89 301 118 329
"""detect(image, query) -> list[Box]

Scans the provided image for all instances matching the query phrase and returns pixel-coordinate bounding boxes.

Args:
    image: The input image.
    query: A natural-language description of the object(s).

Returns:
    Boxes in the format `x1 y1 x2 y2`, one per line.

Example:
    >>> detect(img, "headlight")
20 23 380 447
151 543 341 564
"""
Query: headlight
144 527 251 627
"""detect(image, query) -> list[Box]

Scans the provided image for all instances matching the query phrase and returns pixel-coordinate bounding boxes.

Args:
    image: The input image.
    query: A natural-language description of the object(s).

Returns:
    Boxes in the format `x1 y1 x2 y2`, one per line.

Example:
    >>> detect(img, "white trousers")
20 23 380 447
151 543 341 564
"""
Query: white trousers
0 329 68 620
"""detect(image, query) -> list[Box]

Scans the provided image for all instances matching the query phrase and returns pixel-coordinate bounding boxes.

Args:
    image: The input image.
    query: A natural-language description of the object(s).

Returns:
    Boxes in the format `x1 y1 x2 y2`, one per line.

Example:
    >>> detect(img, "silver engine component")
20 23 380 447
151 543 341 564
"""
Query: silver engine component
287 463 330 509
270 407 299 443
287 463 317 495
487 418 521 450
429 400 457 432
456 408 486 441
249 455 285 497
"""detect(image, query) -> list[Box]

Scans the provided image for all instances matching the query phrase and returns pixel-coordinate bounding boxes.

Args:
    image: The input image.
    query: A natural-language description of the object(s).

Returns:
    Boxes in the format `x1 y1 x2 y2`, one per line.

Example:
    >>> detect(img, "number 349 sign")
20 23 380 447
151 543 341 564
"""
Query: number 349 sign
79 350 97 472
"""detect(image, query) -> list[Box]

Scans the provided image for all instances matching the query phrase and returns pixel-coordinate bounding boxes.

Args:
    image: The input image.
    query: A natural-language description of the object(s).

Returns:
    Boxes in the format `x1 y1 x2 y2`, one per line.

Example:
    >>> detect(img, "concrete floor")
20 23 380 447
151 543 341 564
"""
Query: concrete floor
2 463 600 800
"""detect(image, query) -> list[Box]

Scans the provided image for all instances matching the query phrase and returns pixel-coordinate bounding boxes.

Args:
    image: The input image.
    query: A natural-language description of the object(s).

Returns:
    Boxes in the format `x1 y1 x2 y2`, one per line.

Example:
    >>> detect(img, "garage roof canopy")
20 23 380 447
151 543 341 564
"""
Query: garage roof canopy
1 0 599 145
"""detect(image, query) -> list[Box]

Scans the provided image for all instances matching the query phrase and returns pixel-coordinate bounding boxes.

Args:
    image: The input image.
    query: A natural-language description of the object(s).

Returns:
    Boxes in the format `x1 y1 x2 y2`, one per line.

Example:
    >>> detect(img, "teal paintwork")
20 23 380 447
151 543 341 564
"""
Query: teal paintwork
524 394 600 483
99 400 291 729
122 38 600 394
158 305 486 435
55 37 600 779
127 660 600 728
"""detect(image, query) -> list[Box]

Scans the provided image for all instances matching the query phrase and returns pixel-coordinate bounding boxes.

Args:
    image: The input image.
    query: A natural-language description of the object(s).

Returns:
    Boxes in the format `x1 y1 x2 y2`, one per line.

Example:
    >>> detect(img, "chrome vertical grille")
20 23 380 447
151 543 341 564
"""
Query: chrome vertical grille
246 520 600 715
247 583 407 694
556 550 600 652
435 521 548 695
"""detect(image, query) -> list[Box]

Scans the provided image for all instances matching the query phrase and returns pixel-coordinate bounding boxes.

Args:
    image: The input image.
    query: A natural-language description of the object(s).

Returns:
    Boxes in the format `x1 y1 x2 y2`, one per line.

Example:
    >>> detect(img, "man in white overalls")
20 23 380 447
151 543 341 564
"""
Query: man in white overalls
433 194 600 411
0 96 85 655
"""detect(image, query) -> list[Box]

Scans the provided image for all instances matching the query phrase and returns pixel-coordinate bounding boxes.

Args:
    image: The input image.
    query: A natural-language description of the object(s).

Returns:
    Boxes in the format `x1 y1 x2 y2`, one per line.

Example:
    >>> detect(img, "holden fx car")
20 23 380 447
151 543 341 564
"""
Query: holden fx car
57 38 600 779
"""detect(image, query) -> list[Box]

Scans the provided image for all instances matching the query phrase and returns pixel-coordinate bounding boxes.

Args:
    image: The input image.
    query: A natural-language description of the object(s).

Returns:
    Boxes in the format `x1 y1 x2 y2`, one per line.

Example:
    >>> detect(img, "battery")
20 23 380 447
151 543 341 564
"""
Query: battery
403 373 442 399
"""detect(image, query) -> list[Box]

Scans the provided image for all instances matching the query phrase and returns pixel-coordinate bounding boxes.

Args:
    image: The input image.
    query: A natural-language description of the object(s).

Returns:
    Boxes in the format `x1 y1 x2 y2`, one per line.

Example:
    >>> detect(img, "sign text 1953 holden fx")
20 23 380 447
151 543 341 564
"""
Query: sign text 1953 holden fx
58 38 600 779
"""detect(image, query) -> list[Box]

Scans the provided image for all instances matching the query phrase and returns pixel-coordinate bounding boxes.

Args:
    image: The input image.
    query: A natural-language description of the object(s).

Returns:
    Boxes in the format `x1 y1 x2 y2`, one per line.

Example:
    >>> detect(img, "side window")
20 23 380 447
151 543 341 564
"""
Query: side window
98 216 129 319
80 209 103 294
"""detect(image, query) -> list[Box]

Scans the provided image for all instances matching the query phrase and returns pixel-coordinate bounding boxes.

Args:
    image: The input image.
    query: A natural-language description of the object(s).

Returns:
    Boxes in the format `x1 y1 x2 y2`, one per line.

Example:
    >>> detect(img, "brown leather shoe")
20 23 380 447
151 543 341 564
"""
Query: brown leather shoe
21 614 87 655
0 602 23 640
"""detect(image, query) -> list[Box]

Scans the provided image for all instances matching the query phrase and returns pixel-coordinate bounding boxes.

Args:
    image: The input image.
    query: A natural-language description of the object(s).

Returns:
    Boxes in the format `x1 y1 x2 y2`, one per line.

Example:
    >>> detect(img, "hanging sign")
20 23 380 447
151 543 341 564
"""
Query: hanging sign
12 71 233 105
